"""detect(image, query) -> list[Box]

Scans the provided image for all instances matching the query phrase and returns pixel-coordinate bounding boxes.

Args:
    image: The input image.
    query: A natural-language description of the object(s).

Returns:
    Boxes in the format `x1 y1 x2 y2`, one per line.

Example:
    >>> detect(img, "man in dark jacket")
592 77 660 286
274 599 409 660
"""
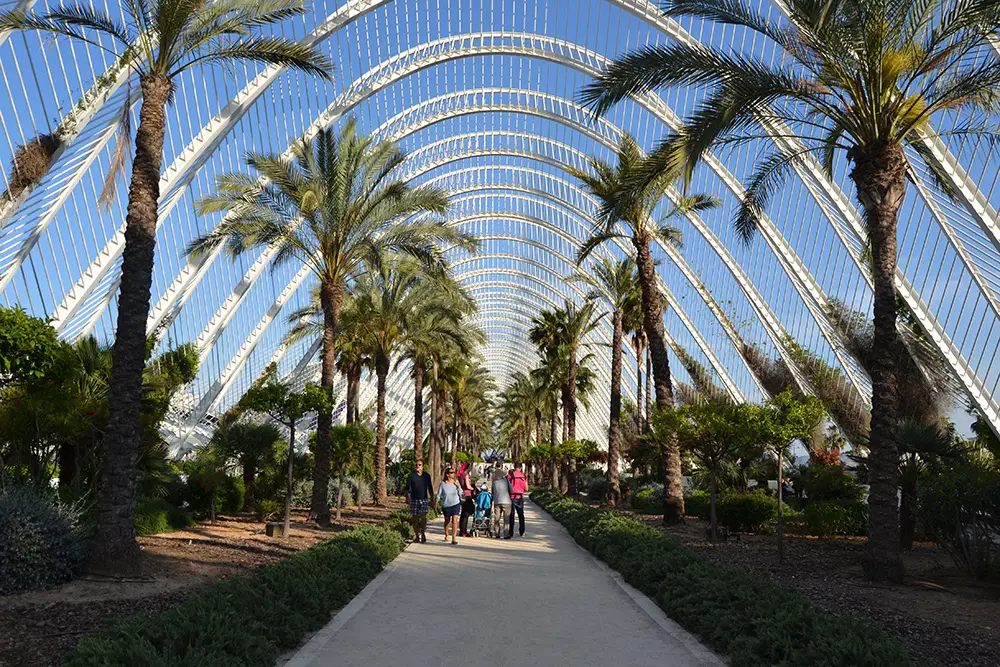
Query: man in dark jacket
404 459 434 543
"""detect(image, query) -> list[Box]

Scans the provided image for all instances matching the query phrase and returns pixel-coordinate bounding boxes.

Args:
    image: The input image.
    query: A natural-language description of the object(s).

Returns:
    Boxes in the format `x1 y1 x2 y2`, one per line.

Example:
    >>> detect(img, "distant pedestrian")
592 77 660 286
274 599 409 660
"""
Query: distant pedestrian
491 467 512 539
437 468 463 544
457 461 476 537
404 459 433 544
506 462 528 538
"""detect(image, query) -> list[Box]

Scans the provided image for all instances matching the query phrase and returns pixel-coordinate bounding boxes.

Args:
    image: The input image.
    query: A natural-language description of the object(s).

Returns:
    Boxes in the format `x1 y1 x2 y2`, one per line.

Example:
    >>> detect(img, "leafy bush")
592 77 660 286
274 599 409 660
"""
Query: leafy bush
532 490 910 667
0 485 89 594
684 490 710 520
135 497 194 537
716 491 780 533
292 480 313 506
255 499 282 522
65 522 405 666
803 500 868 537
802 463 863 502
182 466 245 516
918 455 1000 580
631 485 664 513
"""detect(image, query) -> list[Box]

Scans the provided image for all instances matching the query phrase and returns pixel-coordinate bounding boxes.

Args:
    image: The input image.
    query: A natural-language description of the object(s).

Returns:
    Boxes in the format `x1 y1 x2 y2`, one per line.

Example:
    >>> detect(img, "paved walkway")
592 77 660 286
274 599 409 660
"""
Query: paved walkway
285 499 722 667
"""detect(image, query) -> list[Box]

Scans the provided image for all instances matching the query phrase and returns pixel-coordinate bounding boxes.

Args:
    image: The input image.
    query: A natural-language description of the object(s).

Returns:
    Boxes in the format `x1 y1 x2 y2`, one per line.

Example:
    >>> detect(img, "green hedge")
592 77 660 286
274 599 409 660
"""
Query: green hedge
65 523 406 666
135 497 194 537
532 490 909 667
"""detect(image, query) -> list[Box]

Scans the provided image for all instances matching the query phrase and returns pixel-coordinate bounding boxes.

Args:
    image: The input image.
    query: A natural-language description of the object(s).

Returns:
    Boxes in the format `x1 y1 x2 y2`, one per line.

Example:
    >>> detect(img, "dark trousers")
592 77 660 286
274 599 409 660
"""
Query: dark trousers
459 497 475 535
508 497 525 537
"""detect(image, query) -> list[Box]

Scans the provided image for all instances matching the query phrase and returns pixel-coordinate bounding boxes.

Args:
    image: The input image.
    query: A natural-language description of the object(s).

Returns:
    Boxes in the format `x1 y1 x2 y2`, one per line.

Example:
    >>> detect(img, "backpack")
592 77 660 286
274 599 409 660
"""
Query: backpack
508 470 528 497
476 489 492 510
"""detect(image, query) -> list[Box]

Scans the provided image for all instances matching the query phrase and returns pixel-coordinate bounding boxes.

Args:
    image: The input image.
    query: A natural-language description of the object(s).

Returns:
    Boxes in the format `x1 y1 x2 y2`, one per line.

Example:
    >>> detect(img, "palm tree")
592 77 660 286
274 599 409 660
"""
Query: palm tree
0 0 331 574
208 422 283 511
530 359 562 489
581 0 1000 582
189 120 472 524
569 136 714 521
574 257 641 505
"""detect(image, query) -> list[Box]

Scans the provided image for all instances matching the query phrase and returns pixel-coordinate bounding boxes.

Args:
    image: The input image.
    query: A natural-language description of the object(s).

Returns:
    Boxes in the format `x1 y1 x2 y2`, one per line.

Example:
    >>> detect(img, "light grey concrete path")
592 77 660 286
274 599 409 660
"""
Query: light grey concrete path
284 499 723 667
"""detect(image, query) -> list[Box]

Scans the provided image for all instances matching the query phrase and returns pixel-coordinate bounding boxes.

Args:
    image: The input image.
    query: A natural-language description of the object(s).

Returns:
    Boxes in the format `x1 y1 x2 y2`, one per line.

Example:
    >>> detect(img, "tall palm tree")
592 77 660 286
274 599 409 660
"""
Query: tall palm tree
189 120 472 524
574 257 641 504
569 136 714 521
0 0 331 574
530 359 562 488
581 0 1000 581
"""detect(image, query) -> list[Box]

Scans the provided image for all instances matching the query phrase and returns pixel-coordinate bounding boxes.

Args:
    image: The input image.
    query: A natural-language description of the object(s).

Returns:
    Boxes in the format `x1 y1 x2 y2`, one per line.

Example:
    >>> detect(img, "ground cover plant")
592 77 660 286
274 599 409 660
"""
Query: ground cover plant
63 522 407 667
532 490 910 667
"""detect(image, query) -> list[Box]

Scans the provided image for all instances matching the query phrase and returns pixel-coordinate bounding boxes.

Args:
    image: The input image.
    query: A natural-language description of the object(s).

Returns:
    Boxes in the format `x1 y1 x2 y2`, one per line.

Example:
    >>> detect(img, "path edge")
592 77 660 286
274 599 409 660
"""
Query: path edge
530 497 728 667
280 544 409 667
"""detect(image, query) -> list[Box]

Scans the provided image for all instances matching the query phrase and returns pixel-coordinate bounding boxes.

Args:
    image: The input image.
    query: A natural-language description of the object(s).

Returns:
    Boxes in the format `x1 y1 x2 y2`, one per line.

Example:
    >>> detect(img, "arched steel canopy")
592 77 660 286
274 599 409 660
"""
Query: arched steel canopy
3 0 1000 452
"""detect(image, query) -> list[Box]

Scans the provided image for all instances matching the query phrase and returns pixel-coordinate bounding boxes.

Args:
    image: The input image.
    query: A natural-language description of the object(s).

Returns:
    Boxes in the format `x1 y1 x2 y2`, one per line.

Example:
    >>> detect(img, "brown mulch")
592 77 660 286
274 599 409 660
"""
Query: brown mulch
0 501 404 667
632 512 1000 667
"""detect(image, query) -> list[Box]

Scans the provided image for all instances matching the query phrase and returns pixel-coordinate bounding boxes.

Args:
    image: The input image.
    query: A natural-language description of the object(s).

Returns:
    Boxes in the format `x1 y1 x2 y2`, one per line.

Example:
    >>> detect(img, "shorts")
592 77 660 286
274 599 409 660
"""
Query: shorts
442 503 461 519
409 499 429 516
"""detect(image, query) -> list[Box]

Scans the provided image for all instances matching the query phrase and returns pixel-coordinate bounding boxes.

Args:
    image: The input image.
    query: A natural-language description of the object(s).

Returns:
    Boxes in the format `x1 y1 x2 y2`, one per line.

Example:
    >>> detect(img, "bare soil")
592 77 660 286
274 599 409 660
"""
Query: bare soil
0 501 404 667
633 512 1000 667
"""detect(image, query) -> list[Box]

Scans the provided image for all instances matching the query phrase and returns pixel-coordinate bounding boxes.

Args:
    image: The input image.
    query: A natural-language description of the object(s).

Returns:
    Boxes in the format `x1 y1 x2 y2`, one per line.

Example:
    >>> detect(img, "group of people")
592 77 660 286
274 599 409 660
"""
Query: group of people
404 459 528 545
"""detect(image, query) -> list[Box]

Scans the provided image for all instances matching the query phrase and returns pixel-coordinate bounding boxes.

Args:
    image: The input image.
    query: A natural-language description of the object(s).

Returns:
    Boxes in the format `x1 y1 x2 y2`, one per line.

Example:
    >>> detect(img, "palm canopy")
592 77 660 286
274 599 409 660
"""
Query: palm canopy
572 256 641 319
0 0 332 80
188 118 476 286
581 0 1000 242
568 134 716 263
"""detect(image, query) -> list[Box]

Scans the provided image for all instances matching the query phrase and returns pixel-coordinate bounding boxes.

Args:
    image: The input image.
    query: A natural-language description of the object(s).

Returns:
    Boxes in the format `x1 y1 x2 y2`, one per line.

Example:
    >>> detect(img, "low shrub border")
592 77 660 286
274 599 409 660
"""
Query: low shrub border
532 490 911 667
64 521 409 666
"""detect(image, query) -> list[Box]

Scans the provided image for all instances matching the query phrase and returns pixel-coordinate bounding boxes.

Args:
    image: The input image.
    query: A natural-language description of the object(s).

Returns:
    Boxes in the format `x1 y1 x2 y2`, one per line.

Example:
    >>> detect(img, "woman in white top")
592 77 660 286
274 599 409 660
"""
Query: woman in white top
437 467 463 544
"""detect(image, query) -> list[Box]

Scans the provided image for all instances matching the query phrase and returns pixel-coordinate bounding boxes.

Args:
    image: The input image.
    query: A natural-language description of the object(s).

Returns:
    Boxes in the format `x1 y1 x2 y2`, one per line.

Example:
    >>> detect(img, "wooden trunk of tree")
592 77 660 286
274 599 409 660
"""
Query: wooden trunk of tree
311 280 344 526
345 363 357 426
850 140 906 583
336 469 345 522
413 362 424 464
243 462 256 512
634 338 644 435
608 310 624 505
431 362 444 488
634 237 684 524
709 467 718 543
284 422 295 538
535 408 543 450
644 350 652 434
550 407 559 489
777 447 784 562
375 354 389 505
88 74 171 576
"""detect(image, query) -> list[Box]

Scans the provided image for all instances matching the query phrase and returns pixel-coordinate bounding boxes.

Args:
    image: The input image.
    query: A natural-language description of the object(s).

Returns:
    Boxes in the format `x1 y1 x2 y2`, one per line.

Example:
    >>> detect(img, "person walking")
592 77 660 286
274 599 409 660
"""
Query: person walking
491 467 512 539
456 461 476 537
404 459 434 544
437 468 463 544
506 462 529 539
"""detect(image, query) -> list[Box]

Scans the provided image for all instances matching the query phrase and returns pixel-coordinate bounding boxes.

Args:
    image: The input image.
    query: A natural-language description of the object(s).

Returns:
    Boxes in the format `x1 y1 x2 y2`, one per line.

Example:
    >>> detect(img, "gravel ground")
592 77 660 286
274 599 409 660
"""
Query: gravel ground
637 513 1000 667
0 502 404 667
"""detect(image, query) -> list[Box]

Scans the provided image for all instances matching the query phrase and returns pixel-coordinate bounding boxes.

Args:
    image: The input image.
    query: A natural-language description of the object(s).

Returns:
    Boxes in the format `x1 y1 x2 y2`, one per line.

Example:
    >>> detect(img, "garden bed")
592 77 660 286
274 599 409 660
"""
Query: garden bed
0 501 405 667
632 510 1000 667
535 490 911 667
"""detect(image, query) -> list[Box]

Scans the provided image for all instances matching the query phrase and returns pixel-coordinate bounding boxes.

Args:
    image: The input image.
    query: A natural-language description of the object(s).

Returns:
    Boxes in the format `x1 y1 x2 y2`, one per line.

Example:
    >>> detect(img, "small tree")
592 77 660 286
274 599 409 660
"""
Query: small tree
242 382 330 536
329 425 370 521
757 391 825 561
658 403 762 542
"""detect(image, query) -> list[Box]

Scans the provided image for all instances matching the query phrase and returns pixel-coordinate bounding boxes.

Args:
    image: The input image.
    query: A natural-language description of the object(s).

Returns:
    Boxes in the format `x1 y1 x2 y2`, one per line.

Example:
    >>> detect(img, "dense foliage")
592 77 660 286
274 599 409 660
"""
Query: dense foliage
533 491 910 667
65 522 406 666
0 485 89 594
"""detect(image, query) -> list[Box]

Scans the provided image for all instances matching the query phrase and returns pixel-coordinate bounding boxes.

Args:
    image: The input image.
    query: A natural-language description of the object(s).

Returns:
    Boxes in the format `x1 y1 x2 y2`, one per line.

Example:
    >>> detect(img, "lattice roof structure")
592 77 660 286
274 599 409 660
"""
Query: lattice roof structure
2 0 999 453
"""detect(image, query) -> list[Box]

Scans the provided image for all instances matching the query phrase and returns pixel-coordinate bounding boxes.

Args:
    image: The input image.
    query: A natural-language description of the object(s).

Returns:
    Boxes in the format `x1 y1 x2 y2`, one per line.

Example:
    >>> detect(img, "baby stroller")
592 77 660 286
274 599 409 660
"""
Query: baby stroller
470 485 492 537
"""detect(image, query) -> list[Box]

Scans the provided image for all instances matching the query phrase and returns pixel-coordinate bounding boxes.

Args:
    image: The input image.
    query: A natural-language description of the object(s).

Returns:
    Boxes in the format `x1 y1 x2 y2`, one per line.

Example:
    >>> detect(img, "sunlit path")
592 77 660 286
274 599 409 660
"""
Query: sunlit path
284 500 721 667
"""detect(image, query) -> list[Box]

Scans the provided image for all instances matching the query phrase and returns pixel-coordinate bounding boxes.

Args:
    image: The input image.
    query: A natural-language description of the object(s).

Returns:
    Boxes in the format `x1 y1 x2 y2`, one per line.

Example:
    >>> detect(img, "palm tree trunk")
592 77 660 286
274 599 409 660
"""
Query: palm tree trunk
336 468 345 522
451 394 460 468
243 462 256 511
535 408 543 450
634 236 684 525
345 362 357 426
349 365 361 424
375 353 389 505
312 280 344 526
413 362 424 464
550 404 559 489
88 74 171 576
608 310 624 505
431 361 444 487
851 141 906 583
634 338 644 436
644 349 652 434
